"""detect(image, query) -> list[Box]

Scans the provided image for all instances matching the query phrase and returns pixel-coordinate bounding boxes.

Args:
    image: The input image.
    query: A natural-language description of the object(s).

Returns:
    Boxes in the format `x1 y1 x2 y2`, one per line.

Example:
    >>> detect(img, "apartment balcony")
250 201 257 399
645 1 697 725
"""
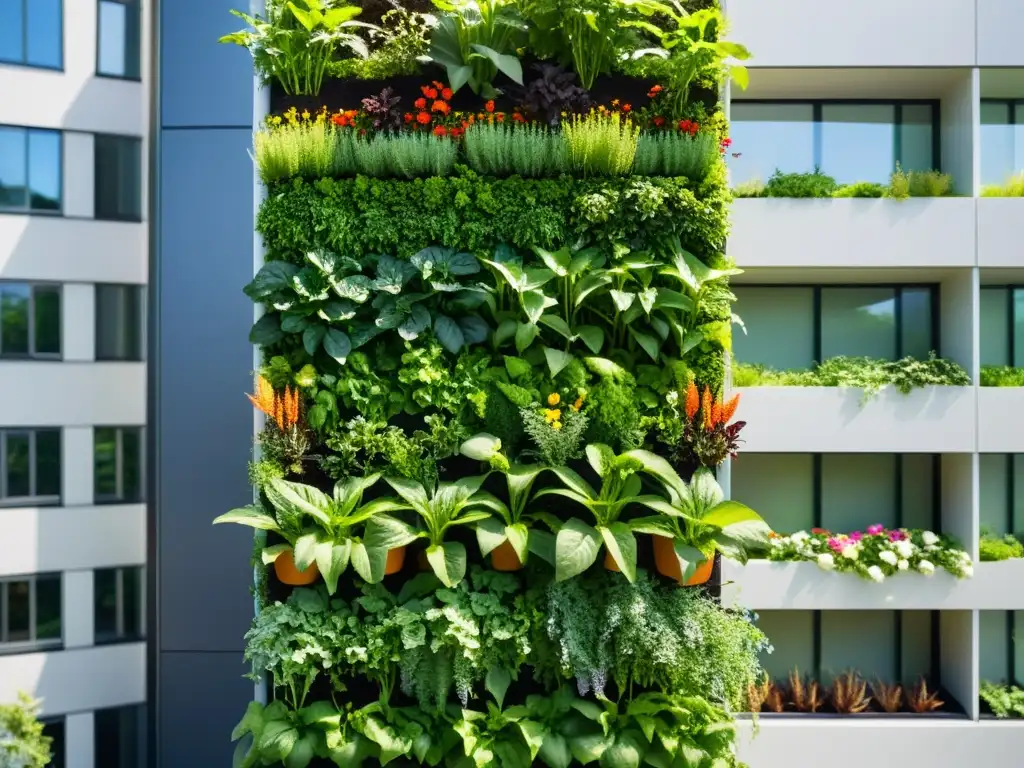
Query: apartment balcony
977 198 1024 268
721 560 1024 611
730 198 976 269
725 0 975 68
735 387 976 454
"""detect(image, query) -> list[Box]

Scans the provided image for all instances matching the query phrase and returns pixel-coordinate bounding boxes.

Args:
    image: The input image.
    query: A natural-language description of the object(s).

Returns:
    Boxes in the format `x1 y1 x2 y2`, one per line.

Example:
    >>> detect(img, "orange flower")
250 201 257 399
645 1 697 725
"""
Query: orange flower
433 125 447 137
721 393 740 424
431 99 450 115
331 114 346 126
611 98 620 107
414 97 427 110
485 100 495 113
710 400 722 428
432 80 444 90
283 385 299 429
512 112 526 123
416 111 431 125
701 387 713 431
449 127 464 139
622 103 632 113
496 112 505 122
421 85 438 99
247 375 276 420
441 87 453 100
648 84 663 97
404 112 413 123
684 380 699 421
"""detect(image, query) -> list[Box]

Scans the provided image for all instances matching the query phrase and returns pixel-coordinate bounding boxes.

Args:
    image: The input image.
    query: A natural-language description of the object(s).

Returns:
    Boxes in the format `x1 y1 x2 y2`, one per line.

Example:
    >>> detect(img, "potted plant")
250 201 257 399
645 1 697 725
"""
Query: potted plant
363 475 494 587
213 473 405 591
628 452 771 584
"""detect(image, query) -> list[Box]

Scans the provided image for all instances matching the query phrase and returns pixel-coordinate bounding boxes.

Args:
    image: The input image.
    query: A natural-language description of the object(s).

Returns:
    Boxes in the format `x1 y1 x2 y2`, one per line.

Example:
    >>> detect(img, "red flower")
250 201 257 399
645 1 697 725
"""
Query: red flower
653 116 665 127
811 527 828 535
431 99 450 115
331 114 345 126
449 127 464 139
422 85 438 99
512 112 526 123
441 87 453 101
433 125 447 137
721 137 733 147
679 119 692 131
403 112 413 124
648 84 663 97
485 100 495 113
622 103 631 113
416 111 431 125
432 80 444 90
496 112 505 122
414 97 427 110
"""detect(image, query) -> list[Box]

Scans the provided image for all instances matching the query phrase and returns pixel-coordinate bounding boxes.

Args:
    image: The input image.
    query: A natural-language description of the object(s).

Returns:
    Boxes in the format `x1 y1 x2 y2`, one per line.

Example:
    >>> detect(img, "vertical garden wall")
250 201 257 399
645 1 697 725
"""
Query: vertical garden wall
214 1 775 766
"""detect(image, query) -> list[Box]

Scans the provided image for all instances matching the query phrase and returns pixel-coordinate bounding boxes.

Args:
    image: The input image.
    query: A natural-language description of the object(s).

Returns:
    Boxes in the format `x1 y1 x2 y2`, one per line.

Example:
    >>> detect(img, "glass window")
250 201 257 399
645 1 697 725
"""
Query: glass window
0 127 62 212
980 101 1024 186
981 288 1010 366
0 0 61 68
0 283 60 358
98 0 140 79
95 704 145 768
94 135 142 221
94 567 144 644
900 287 933 360
755 611 813 682
820 104 895 185
0 575 61 650
96 284 144 361
899 105 936 175
94 426 144 503
821 454 897 531
732 287 815 369
1 429 61 503
821 611 897 684
729 103 815 185
41 717 65 768
730 454 814 533
820 287 897 360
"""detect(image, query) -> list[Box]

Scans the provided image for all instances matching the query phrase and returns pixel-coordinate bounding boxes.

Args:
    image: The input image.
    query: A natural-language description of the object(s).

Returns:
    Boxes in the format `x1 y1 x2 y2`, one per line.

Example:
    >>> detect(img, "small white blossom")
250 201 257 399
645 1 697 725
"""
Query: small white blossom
960 564 974 578
918 560 935 576
841 545 859 560
924 544 939 552
897 559 909 571
959 550 972 561
921 531 939 546
867 565 885 583
894 540 914 559
791 531 811 543
770 538 784 549
817 553 835 571
879 550 898 566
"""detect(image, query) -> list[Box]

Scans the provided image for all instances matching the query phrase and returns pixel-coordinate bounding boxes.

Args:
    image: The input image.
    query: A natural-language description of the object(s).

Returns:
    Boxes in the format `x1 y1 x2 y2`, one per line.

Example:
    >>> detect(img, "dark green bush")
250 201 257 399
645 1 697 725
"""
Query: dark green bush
761 168 838 198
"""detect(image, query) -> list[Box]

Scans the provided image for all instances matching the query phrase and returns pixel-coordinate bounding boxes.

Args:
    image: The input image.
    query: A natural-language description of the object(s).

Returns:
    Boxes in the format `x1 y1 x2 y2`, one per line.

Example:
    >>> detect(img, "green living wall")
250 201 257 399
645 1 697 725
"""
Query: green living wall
216 1 771 766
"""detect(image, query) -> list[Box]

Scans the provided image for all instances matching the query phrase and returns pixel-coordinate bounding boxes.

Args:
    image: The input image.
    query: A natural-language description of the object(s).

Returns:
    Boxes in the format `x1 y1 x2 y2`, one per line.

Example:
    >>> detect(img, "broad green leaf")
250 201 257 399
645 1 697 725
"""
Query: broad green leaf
515 321 540 353
555 518 602 581
447 63 473 93
302 324 326 356
258 720 299 761
539 314 573 340
332 275 371 303
485 666 512 708
574 274 612 307
372 255 417 295
300 700 341 729
576 325 604 354
548 466 598 499
293 532 318 571
433 314 466 354
458 315 490 345
315 540 351 595
460 433 502 462
322 328 352 364
318 300 357 322
232 701 266 741
364 514 421 551
729 63 750 90
599 523 637 583
284 731 318 768
350 541 388 583
280 313 311 334
624 449 687 499
266 480 331 526
539 733 572 768
610 290 635 312
362 716 412 765
384 476 429 511
244 261 299 300
569 732 612 764
629 327 661 361
476 516 508 556
599 733 643 768
426 541 467 586
674 541 706 583
532 245 570 276
543 347 573 377
261 543 290 564
638 288 658 314
518 720 546 761
627 516 677 537
653 288 693 312
249 314 284 346
523 290 557 324
213 506 281 532
528 528 556 564
469 44 523 84
585 444 616 479
494 318 517 347
398 304 431 341
506 523 529 563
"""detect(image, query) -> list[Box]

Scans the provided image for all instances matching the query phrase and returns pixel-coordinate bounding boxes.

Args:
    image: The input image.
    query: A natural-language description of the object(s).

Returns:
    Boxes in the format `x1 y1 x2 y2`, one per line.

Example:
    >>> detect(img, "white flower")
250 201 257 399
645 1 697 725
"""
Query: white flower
879 550 898 566
791 531 811 543
867 565 885 583
921 531 939 546
841 545 859 560
918 560 935 576
924 544 939 552
961 564 974 578
897 559 909 571
894 540 914 559
770 538 784 549
817 553 835 571
959 550 972 562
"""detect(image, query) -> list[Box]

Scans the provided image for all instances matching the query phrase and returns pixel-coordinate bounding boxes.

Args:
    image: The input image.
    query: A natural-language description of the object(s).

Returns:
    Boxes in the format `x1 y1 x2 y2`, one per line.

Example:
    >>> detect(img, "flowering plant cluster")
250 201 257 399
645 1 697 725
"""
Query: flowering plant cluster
661 381 744 469
767 525 974 581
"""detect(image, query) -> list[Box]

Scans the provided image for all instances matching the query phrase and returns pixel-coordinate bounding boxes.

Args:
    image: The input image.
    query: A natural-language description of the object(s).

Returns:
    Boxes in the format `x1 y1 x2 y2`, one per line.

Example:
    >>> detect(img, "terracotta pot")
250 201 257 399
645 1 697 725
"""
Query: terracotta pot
604 549 621 572
384 546 406 576
490 540 524 572
273 548 320 586
652 536 713 585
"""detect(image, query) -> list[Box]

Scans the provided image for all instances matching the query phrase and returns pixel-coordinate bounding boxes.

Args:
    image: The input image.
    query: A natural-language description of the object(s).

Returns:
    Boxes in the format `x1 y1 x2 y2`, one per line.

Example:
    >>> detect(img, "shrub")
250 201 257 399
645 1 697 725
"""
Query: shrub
561 109 640 177
979 532 1024 562
889 165 952 199
833 181 887 198
633 131 718 181
761 168 838 198
982 172 1024 197
0 692 52 768
981 365 1024 387
982 681 1024 718
463 123 567 178
732 178 765 198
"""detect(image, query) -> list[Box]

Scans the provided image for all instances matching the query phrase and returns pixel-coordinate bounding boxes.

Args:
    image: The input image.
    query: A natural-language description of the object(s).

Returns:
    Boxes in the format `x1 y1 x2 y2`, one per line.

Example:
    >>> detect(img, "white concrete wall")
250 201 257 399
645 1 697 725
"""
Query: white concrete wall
976 0 1024 67
0 363 145 426
977 199 1024 268
941 70 979 196
939 268 979 376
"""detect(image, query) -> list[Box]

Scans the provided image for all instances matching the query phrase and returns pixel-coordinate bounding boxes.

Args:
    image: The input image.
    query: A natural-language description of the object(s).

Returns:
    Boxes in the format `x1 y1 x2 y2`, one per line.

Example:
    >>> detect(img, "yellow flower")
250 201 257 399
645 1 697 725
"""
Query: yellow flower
573 398 584 411
552 421 563 431
547 393 561 406
544 408 562 423
301 109 311 121
611 98 620 107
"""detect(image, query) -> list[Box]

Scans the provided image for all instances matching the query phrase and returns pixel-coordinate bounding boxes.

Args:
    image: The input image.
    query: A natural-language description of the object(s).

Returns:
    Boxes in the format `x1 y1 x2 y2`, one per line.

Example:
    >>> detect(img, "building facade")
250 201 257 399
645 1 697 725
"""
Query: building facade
722 0 1024 763
0 1 148 766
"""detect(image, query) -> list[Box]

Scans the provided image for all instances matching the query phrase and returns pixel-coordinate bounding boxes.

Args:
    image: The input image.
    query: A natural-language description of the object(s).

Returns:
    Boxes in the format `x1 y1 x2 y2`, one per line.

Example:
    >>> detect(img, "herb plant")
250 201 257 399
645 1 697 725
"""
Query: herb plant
981 681 1024 718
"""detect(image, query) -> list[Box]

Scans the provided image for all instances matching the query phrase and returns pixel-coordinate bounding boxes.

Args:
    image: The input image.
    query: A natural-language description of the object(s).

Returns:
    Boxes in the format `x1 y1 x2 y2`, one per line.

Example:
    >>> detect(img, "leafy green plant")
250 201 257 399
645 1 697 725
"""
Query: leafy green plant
330 8 434 80
520 401 589 466
979 531 1024 562
731 178 764 198
428 0 525 98
561 110 640 177
982 171 1024 197
889 165 953 199
254 121 348 185
633 130 718 180
0 692 51 768
463 123 567 178
981 365 1024 387
981 681 1024 718
220 0 376 95
356 133 459 179
833 181 887 198
365 475 494 586
761 168 838 198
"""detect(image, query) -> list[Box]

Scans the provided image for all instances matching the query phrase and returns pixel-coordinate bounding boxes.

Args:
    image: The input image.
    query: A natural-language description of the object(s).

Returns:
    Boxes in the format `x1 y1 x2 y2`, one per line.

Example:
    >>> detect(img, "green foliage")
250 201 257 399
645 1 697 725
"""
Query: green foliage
981 365 1024 387
981 681 1024 718
982 172 1024 197
428 0 525 98
358 133 460 179
584 374 644 453
248 458 286 490
520 402 588 465
463 123 567 178
734 354 972 397
633 130 718 181
889 165 953 199
0 692 52 768
731 177 764 198
255 121 348 185
562 110 640 177
329 8 432 80
761 168 838 198
979 531 1024 562
833 181 887 198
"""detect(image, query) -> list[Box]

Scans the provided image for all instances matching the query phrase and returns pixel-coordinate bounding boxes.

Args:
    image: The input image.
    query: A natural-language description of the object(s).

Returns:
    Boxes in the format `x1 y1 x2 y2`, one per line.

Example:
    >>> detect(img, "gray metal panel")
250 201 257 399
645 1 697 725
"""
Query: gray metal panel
160 0 253 128
156 128 255 652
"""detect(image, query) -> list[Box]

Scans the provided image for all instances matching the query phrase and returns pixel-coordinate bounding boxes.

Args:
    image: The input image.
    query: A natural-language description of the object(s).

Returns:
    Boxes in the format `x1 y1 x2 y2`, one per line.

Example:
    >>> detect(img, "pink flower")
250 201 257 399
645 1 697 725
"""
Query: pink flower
889 530 907 542
827 537 843 552
867 524 885 535
850 531 863 542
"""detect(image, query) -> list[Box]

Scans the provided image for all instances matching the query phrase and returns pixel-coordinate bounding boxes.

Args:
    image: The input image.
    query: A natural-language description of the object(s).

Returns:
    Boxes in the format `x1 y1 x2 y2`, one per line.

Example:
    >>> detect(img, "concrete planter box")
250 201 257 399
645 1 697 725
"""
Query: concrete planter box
725 0 975 67
977 198 1024 267
978 388 1024 452
730 198 976 269
735 386 976 453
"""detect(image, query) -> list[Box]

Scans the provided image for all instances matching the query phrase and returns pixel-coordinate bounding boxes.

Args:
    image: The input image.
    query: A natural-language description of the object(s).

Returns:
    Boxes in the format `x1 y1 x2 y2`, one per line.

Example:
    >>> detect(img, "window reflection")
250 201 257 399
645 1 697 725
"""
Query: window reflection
729 103 815 185
25 0 61 68
820 287 896 360
980 101 1024 186
820 104 894 185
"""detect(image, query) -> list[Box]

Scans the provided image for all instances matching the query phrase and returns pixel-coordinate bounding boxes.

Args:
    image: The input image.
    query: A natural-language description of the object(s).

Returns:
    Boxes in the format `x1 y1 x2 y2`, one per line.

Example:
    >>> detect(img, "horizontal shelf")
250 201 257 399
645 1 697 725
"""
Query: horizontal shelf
733 386 976 453
721 560 1024 611
730 198 976 270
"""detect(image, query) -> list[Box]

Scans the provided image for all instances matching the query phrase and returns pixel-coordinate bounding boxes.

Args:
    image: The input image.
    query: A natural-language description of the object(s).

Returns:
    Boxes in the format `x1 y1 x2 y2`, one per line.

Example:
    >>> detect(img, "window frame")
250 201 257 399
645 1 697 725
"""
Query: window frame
94 283 145 362
0 0 65 71
734 283 941 364
0 427 62 506
980 285 1024 367
730 99 942 179
94 566 145 644
94 426 145 504
0 125 63 215
95 0 141 82
93 133 143 223
0 281 62 360
0 573 62 654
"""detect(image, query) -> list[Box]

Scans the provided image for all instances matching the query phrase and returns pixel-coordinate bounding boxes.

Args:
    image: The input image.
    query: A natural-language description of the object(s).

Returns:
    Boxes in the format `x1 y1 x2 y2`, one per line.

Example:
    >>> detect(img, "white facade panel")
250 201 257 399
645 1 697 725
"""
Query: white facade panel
63 569 94 649
724 0 975 68
62 284 96 362
977 198 1024 268
63 132 94 218
978 388 1024 453
0 363 144 426
735 387 976 454
729 199 976 269
977 0 1024 67
63 426 94 507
